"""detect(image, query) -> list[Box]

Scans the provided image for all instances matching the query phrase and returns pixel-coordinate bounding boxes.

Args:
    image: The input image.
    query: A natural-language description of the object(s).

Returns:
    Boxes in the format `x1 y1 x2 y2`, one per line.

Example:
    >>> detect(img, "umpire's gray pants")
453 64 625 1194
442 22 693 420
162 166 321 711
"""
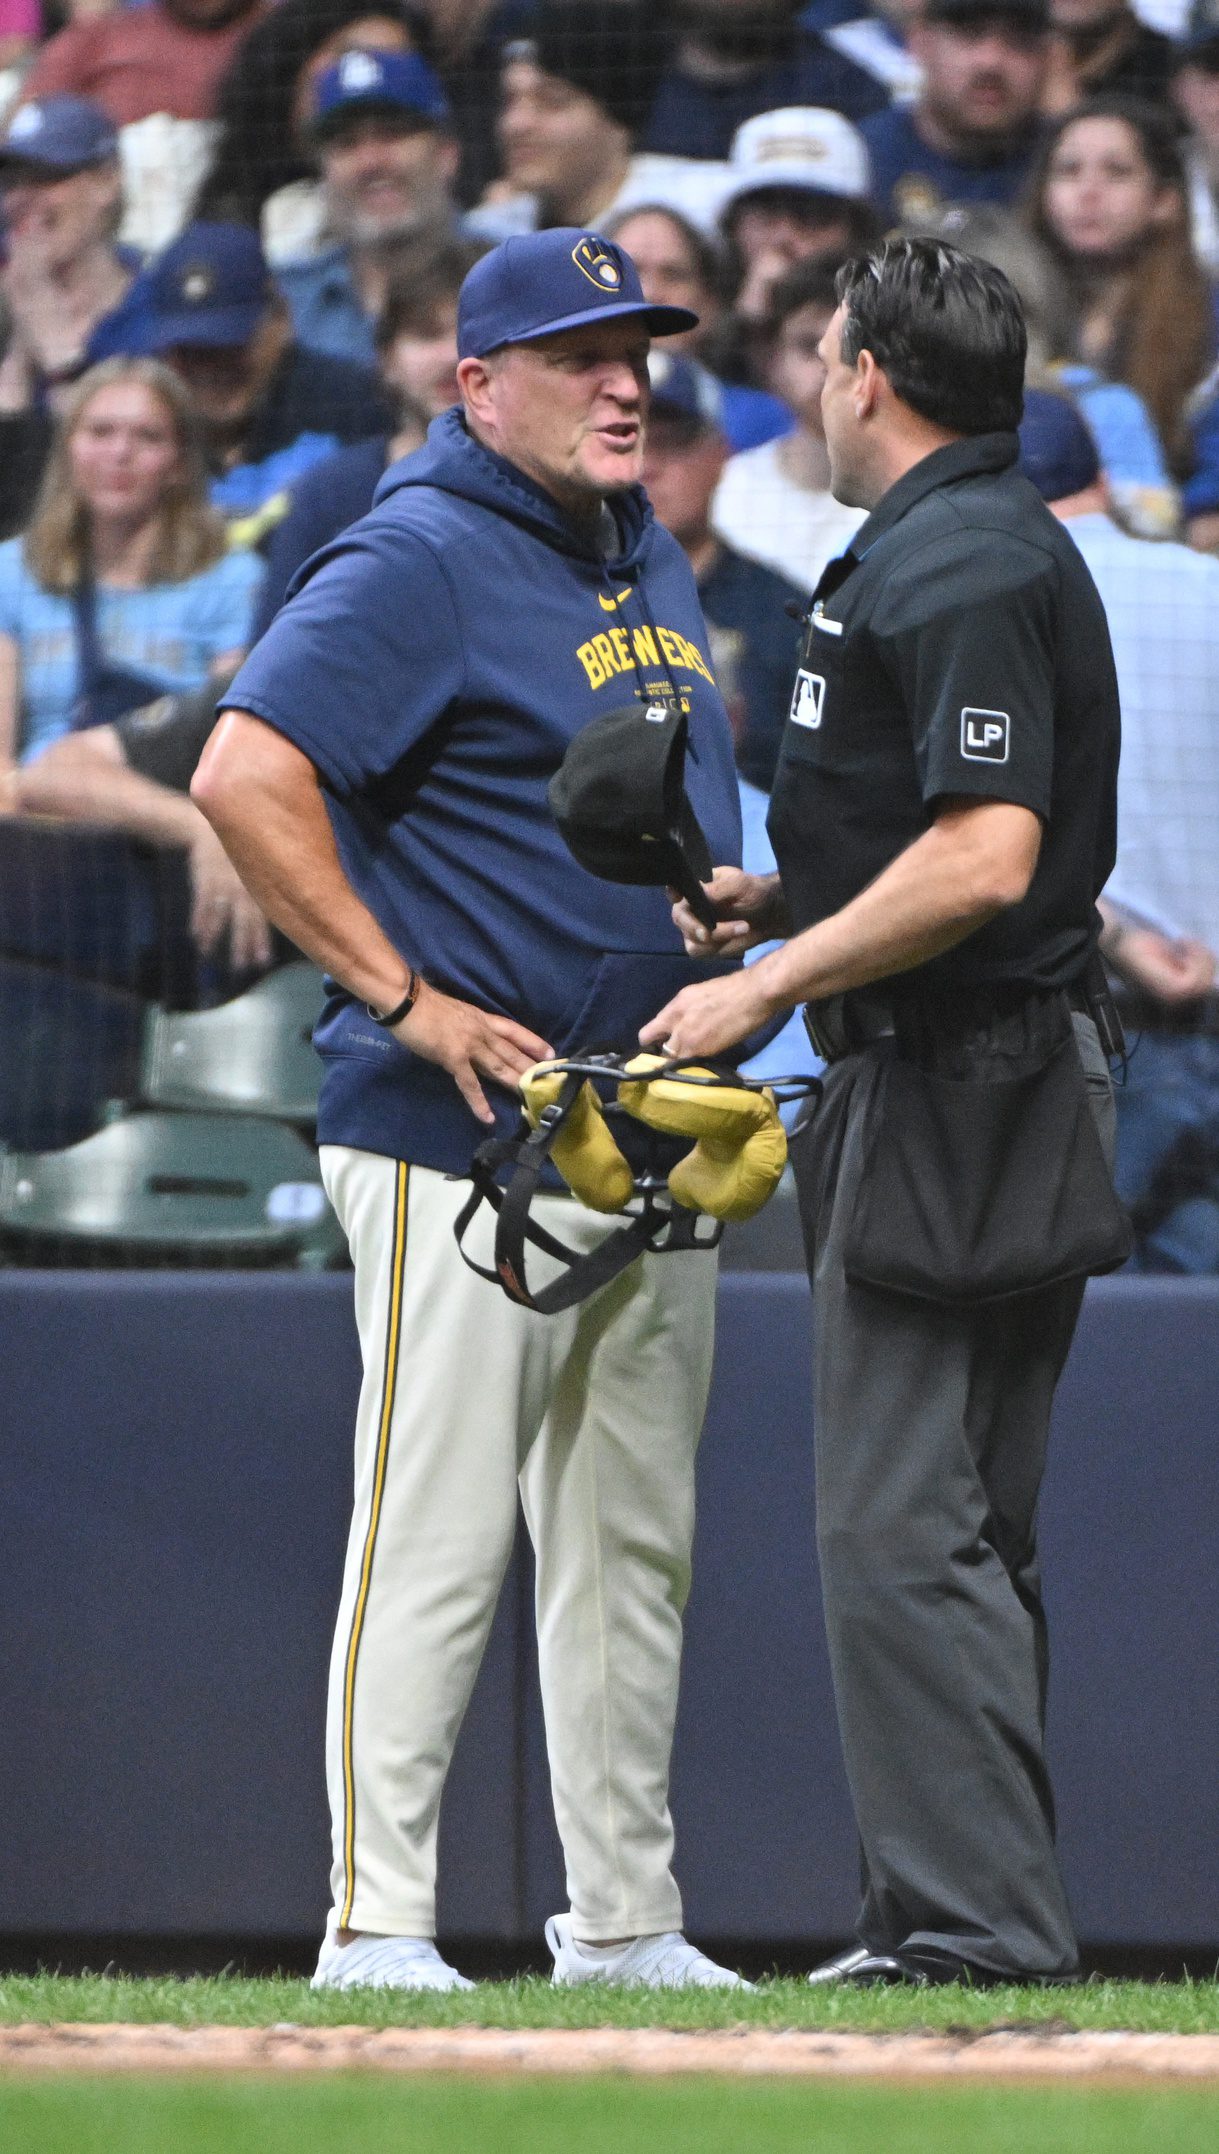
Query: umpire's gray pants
791 1015 1115 1978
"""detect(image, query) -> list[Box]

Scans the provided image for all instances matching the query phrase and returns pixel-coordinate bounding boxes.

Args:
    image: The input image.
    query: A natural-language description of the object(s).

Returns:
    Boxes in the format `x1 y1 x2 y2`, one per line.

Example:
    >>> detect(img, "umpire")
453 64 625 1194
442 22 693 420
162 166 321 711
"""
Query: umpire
644 237 1126 1986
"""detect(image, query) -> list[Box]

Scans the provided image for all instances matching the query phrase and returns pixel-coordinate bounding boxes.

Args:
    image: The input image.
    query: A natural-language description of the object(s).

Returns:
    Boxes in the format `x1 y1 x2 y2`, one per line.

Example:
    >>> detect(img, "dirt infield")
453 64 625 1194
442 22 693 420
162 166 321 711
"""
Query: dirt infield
3 2024 1219 2080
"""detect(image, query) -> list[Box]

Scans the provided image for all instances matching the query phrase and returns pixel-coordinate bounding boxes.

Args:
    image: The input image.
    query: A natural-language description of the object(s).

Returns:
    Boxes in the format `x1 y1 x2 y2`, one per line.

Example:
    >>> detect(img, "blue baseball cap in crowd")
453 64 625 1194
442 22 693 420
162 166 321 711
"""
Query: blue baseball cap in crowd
646 351 725 436
143 222 274 351
1017 388 1101 503
457 228 699 360
311 48 451 138
0 95 118 175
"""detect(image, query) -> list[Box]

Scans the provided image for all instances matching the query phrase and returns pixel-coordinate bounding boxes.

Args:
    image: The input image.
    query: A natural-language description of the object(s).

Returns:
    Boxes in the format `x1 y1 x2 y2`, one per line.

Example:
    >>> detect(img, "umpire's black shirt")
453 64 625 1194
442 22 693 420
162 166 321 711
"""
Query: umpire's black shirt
767 432 1120 992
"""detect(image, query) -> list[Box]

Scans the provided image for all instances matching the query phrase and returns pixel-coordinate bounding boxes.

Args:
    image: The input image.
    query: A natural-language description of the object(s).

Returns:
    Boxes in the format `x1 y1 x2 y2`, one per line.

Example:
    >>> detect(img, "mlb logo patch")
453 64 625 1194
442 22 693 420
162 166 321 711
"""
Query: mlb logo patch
790 670 826 729
960 708 1010 763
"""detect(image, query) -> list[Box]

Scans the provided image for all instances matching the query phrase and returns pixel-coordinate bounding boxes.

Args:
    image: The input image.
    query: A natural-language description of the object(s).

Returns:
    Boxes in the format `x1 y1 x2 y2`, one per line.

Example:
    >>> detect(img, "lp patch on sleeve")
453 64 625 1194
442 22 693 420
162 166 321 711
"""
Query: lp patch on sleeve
960 707 1010 763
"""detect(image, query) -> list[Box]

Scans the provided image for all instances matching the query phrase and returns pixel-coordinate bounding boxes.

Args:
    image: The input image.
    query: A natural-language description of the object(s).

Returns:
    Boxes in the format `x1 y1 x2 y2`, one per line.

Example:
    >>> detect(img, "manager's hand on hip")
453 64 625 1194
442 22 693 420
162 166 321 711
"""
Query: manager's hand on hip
394 981 553 1126
671 867 789 958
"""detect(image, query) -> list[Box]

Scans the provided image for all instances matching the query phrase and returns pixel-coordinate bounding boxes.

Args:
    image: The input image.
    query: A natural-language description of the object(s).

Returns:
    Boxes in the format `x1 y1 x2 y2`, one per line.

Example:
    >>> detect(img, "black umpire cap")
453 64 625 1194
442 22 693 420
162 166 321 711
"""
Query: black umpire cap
549 701 717 927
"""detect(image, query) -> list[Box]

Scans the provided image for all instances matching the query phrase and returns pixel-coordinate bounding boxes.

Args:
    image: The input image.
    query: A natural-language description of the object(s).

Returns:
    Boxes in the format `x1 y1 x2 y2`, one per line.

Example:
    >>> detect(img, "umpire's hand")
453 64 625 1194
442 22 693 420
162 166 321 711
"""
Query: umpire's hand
393 982 553 1126
671 866 791 958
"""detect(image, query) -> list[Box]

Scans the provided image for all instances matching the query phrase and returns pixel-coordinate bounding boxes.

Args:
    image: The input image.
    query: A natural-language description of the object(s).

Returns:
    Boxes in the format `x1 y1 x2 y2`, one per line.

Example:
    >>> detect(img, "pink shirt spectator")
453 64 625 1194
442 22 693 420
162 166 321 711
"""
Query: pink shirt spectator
0 0 39 37
22 2 268 125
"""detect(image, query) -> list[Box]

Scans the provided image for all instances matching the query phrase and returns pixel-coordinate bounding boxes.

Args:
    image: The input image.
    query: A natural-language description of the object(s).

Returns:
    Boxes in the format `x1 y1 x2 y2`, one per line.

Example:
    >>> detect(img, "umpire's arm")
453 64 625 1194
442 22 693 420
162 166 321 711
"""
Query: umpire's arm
193 712 551 1124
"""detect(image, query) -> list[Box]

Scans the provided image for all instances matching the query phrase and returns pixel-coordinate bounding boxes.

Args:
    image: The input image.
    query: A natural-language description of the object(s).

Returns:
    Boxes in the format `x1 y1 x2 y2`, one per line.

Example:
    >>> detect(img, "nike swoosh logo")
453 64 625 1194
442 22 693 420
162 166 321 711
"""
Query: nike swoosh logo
598 587 633 612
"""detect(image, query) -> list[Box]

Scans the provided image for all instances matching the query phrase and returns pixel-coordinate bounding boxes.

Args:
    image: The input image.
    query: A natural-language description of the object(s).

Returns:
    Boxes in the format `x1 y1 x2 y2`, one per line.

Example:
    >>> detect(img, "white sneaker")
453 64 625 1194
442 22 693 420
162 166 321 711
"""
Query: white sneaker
310 1928 474 1992
545 1912 749 1989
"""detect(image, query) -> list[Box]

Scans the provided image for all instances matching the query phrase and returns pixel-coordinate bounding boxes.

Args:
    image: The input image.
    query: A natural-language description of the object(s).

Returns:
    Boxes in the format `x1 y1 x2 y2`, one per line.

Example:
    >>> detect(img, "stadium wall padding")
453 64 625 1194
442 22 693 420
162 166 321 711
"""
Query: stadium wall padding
1 1272 1216 1949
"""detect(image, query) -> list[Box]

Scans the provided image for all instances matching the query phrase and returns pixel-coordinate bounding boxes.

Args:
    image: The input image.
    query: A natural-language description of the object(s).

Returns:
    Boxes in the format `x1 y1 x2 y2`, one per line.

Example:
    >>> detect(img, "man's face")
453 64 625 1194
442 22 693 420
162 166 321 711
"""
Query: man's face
768 299 835 434
498 58 625 207
463 317 650 509
816 301 868 505
1174 55 1219 154
164 311 285 437
321 113 458 245
913 14 1049 143
381 301 461 417
0 160 120 266
641 413 727 548
731 190 857 278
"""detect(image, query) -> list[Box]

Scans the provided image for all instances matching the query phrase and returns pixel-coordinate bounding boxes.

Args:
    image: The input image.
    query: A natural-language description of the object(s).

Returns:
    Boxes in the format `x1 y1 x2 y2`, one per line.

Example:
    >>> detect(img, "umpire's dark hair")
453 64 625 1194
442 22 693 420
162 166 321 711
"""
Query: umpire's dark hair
835 236 1027 435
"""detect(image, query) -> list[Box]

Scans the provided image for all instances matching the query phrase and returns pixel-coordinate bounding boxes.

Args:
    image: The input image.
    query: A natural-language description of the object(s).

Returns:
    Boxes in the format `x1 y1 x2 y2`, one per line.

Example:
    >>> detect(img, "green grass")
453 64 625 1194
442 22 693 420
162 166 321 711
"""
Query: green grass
2 2077 1219 2154
0 1971 1217 2033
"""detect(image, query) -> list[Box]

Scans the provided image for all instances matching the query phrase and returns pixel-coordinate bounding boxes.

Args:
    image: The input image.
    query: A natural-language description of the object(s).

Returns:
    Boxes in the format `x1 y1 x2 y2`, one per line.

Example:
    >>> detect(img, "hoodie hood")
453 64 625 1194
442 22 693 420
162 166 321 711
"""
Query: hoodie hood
374 405 656 576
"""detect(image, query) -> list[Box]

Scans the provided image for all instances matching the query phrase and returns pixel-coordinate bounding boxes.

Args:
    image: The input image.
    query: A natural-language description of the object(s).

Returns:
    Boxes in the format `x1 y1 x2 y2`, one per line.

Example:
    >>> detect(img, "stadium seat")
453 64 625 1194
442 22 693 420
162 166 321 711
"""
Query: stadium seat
140 962 326 1123
0 1110 345 1267
0 957 145 1152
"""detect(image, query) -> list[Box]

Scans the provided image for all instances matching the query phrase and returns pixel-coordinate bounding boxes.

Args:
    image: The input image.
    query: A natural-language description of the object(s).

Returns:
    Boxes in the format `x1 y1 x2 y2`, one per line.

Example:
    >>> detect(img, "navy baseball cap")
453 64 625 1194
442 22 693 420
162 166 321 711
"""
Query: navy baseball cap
458 228 698 360
144 222 274 352
1017 388 1100 502
311 48 451 137
0 95 118 175
647 352 725 435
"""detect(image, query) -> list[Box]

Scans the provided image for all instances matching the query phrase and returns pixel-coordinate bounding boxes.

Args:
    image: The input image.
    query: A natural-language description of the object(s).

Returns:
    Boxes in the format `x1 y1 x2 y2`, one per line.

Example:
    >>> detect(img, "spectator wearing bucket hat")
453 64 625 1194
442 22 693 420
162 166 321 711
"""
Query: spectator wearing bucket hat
718 105 880 333
475 0 729 245
861 0 1052 225
195 225 747 1994
1173 0 1219 274
0 96 140 538
94 219 390 542
278 47 468 368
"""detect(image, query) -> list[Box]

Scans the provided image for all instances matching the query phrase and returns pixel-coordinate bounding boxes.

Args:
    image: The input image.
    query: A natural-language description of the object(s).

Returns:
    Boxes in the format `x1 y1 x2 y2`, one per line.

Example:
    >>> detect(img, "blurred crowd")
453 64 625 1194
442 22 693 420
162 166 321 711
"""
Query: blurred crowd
0 0 1217 1266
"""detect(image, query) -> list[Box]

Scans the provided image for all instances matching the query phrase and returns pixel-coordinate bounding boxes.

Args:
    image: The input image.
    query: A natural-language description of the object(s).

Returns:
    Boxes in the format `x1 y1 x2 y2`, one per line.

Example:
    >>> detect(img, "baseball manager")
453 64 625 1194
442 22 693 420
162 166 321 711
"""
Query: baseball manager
193 229 745 1992
644 237 1127 1987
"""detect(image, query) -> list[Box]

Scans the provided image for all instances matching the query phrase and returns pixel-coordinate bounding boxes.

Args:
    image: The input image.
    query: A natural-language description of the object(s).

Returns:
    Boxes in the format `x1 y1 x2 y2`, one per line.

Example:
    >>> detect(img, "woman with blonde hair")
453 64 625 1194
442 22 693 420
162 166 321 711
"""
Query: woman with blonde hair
0 357 262 774
1026 96 1215 475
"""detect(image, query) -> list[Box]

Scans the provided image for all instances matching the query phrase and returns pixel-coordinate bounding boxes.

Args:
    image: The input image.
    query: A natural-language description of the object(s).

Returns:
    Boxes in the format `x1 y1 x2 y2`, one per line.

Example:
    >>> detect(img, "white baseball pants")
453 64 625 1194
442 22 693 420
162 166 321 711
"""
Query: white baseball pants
318 1146 718 1943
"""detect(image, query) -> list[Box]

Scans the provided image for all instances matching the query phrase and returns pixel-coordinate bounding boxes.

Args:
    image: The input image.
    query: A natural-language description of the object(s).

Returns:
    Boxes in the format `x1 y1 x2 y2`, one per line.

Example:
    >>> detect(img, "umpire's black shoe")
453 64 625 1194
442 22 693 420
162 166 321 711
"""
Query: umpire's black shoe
835 1946 1081 1989
806 1945 875 1985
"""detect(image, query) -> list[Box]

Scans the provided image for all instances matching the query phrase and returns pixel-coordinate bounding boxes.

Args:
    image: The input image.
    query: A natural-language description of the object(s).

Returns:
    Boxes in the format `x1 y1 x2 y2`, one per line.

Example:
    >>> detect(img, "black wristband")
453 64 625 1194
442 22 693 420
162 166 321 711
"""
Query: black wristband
367 970 420 1027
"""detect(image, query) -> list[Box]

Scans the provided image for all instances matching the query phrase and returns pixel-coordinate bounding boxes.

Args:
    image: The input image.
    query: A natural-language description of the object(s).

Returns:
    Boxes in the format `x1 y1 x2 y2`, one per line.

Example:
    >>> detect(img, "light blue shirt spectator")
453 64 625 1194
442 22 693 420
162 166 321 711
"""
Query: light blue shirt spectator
1064 507 1219 1272
1065 511 1219 946
737 775 822 1116
0 538 262 762
277 246 378 369
1053 363 1180 537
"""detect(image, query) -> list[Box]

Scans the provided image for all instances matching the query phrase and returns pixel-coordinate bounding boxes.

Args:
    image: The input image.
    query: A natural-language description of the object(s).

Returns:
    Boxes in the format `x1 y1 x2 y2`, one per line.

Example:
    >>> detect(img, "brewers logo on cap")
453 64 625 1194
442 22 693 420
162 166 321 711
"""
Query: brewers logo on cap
572 237 624 292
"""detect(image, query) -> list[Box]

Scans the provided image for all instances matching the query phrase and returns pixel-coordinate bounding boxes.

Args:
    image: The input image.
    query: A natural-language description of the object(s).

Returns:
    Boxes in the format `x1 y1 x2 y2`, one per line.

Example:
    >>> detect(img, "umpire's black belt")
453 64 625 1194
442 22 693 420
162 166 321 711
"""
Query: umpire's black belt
804 979 1097 1065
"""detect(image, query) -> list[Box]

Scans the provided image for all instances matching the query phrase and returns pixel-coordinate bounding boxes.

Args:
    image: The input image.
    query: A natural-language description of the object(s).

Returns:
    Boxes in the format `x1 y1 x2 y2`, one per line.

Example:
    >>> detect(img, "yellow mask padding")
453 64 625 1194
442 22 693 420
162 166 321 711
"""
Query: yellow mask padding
519 1064 635 1213
619 1054 787 1222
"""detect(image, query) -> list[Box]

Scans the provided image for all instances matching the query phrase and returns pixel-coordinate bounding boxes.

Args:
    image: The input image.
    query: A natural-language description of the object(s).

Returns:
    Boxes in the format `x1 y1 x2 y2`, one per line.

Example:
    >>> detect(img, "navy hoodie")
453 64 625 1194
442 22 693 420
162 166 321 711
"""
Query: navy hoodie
224 407 743 1174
